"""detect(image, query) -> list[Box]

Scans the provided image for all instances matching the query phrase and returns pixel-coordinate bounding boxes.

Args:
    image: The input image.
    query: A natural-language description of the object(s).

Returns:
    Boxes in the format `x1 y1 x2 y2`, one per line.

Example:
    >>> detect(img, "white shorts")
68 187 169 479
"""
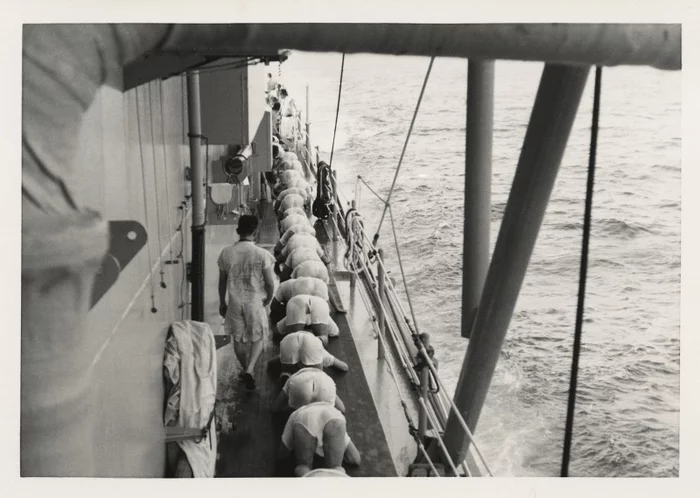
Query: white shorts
281 207 307 219
291 260 329 284
283 152 298 162
286 295 330 325
281 402 351 458
224 300 268 343
280 331 326 366
280 194 305 212
281 215 311 234
284 369 337 409
277 317 339 339
281 170 301 186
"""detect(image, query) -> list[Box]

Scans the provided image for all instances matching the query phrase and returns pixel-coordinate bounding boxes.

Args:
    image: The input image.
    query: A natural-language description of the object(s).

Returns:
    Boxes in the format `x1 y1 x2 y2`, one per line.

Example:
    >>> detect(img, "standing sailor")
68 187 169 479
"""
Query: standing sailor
266 72 278 95
279 88 299 141
218 215 276 391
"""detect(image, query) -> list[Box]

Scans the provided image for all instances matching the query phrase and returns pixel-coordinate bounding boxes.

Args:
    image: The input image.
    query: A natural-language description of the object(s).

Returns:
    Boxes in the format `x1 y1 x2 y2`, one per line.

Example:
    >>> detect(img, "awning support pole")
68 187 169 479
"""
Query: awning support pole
461 60 494 339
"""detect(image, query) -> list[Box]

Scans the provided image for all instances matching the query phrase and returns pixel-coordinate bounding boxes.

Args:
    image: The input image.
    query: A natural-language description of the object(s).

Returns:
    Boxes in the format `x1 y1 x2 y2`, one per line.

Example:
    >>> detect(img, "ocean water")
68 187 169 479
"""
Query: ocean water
281 52 681 477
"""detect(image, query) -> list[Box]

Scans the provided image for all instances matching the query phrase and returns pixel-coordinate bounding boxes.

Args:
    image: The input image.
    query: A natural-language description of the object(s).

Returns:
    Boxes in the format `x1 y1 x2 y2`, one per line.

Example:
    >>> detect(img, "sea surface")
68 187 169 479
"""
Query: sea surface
281 53 680 477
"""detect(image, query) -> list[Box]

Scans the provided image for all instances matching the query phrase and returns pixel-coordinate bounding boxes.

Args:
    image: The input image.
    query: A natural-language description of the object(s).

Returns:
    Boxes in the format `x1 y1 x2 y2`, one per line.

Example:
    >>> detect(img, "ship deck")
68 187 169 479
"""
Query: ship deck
203 201 398 477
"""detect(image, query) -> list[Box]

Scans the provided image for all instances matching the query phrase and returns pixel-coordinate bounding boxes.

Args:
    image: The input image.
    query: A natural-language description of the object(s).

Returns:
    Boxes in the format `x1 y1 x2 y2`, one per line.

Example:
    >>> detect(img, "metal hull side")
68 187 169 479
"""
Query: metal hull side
56 78 191 477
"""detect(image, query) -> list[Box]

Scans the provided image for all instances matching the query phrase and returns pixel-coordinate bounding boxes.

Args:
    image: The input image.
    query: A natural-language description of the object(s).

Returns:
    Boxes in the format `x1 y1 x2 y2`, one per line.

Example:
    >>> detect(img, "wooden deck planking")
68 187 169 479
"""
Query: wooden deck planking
324 291 398 477
216 342 285 477
210 201 397 477
318 222 398 477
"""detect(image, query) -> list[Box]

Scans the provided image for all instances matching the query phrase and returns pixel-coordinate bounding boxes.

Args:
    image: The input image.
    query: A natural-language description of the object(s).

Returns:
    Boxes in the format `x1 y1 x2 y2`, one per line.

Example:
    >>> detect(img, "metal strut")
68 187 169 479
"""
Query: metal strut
461 60 494 338
444 63 591 466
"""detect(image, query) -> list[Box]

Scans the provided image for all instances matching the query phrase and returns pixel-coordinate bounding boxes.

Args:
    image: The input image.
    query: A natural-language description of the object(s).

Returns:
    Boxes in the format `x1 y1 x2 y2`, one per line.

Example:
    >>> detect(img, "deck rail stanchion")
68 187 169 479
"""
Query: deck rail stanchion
349 200 357 289
332 221 339 272
332 170 341 242
305 85 312 169
331 171 347 235
377 248 386 360
331 172 341 271
418 344 430 440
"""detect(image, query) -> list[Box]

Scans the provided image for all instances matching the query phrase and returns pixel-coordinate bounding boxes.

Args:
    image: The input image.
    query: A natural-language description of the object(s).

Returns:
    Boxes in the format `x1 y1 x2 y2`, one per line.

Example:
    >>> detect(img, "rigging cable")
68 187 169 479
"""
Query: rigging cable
135 86 158 313
358 214 494 476
328 53 345 169
147 81 167 289
320 157 492 476
159 79 176 267
374 57 435 242
387 204 422 337
357 175 387 205
561 66 602 477
359 267 442 477
335 200 491 475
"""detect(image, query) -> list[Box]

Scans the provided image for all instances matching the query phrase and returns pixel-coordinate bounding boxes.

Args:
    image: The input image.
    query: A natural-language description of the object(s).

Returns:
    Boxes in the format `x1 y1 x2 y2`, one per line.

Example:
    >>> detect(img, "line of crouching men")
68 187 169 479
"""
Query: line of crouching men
268 146 361 478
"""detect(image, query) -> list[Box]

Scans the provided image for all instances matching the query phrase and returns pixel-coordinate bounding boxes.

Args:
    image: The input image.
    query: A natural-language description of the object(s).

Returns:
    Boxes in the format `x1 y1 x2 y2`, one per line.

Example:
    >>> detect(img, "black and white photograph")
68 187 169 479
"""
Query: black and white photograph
6 1 698 496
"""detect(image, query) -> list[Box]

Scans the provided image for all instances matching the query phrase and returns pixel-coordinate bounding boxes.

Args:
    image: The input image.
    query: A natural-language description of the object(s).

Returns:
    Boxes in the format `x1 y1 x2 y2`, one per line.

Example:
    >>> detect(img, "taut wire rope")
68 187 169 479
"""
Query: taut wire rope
561 65 602 477
135 86 158 312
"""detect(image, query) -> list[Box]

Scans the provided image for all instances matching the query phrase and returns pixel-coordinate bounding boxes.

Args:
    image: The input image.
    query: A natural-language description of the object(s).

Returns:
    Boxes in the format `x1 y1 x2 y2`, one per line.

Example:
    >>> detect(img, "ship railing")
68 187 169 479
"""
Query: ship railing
330 209 492 477
294 112 316 171
288 140 492 476
275 111 316 179
289 113 318 180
